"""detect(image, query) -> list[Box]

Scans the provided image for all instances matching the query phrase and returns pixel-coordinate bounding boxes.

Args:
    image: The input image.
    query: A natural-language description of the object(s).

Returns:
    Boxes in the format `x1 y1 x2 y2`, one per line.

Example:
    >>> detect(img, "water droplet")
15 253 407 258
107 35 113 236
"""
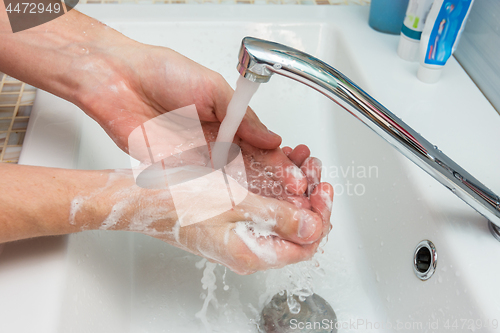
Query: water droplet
287 295 301 314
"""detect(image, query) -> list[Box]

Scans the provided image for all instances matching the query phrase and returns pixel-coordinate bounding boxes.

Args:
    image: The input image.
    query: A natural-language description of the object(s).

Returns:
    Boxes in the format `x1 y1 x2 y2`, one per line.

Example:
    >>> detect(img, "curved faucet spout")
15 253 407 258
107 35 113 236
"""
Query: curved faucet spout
237 36 500 228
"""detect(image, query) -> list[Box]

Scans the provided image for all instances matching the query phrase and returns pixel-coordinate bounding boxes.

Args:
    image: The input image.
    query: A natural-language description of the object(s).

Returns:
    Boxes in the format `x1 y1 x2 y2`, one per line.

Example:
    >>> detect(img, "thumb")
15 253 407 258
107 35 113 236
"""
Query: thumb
237 106 282 150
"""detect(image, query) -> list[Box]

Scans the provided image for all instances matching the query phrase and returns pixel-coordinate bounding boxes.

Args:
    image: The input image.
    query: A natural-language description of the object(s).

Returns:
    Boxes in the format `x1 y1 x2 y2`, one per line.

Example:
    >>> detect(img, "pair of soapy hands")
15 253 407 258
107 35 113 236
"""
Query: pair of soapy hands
74 43 334 275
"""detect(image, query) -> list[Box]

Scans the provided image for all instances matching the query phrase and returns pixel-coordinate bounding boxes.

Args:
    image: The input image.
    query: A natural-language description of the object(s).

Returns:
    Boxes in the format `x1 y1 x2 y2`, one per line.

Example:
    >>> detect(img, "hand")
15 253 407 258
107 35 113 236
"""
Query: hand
64 23 333 274
0 9 334 273
73 41 281 154
76 143 333 275
1 9 279 152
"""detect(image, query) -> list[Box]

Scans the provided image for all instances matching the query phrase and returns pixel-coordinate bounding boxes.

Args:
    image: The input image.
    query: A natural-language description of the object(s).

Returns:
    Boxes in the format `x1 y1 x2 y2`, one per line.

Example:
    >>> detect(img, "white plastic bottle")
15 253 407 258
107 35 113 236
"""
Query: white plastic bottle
417 0 475 83
398 0 435 62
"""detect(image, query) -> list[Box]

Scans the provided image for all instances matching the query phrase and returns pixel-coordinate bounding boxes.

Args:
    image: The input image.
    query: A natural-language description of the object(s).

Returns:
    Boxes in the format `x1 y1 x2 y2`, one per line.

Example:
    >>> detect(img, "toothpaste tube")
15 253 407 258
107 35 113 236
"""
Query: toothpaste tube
417 0 475 83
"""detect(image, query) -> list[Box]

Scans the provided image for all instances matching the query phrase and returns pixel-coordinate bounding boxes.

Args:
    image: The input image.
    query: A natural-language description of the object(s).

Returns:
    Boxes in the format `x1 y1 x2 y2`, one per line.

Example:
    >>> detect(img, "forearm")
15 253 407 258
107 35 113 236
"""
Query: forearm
0 4 138 108
0 164 178 243
0 164 104 242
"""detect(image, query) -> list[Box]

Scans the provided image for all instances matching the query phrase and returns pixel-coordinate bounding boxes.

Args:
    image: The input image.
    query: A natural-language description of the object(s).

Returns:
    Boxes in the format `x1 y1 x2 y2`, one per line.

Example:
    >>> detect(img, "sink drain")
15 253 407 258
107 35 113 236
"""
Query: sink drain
413 240 437 281
260 293 337 333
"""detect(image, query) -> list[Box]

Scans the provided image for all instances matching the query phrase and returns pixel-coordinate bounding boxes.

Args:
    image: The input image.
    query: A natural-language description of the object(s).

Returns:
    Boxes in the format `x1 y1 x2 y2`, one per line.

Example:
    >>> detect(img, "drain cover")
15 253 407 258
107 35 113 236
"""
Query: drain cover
260 293 337 333
413 240 437 281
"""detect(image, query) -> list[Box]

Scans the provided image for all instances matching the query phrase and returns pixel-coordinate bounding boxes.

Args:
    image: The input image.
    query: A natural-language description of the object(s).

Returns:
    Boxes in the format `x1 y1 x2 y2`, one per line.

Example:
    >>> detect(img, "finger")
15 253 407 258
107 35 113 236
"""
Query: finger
282 146 293 156
240 141 308 195
288 144 310 167
281 162 308 195
228 226 321 274
310 182 334 235
235 194 323 245
300 157 322 196
237 107 282 150
272 147 309 195
285 195 311 210
273 238 321 268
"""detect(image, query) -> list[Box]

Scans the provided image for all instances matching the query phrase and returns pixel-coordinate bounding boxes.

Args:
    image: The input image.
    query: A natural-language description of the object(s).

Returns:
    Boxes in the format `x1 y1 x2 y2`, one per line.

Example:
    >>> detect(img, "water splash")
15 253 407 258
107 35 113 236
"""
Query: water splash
195 259 219 332
257 259 322 316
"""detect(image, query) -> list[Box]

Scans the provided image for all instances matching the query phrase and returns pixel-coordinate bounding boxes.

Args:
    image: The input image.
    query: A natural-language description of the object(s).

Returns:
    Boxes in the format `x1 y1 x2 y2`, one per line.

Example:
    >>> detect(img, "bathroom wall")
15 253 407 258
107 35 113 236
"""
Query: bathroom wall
455 0 500 114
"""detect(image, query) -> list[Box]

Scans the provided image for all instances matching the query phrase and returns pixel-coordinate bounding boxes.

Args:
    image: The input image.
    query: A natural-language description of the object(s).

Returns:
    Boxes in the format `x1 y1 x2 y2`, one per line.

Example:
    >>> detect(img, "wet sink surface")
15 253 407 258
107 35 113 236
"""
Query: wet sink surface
2 5 500 333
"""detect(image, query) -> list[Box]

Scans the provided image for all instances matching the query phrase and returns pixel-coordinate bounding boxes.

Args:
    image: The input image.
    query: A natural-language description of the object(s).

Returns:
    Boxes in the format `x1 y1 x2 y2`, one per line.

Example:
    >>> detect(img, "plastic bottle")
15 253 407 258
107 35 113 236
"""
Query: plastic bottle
398 0 435 61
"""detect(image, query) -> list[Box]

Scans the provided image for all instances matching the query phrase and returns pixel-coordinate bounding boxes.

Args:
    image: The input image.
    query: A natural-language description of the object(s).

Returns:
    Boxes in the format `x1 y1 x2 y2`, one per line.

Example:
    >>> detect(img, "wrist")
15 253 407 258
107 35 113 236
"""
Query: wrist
71 170 178 240
69 169 134 232
0 165 119 242
58 12 141 112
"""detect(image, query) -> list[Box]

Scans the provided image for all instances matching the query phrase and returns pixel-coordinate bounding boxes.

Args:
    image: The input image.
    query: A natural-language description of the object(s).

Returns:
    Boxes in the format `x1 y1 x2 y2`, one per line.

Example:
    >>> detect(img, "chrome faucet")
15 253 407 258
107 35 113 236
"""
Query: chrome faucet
236 37 500 233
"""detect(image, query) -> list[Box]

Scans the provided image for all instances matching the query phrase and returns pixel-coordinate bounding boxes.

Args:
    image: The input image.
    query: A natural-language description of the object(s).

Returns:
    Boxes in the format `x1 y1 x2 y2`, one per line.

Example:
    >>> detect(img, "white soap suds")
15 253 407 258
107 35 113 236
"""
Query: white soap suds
171 219 181 244
223 228 231 245
304 166 319 182
69 195 87 226
233 214 278 265
69 169 132 227
100 198 129 230
320 190 333 211
286 165 305 181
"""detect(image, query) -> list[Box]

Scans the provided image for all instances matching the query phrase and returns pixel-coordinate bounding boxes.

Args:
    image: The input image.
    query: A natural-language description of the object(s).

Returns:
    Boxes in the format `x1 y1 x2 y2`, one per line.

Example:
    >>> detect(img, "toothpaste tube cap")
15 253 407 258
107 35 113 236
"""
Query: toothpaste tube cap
417 65 442 83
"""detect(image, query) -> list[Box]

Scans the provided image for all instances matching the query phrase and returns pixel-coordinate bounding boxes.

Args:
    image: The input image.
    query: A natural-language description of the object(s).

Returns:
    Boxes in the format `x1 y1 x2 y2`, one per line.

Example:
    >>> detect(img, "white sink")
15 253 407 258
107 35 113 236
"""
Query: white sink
2 5 500 333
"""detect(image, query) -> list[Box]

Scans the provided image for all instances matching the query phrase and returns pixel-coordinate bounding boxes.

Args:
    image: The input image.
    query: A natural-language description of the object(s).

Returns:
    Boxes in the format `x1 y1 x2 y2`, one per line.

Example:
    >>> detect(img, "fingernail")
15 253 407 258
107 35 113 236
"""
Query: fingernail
268 128 278 136
298 211 317 239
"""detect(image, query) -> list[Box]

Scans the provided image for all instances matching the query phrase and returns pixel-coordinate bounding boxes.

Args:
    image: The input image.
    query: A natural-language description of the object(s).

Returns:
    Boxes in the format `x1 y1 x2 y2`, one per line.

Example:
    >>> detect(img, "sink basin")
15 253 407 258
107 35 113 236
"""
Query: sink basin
2 5 500 333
